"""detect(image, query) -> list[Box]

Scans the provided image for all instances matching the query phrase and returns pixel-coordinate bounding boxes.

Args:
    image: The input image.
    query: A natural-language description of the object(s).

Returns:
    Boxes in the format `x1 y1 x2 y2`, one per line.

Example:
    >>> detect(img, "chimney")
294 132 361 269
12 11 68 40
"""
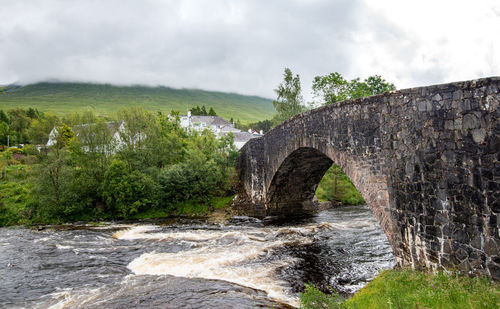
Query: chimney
260 130 263 135
187 111 191 117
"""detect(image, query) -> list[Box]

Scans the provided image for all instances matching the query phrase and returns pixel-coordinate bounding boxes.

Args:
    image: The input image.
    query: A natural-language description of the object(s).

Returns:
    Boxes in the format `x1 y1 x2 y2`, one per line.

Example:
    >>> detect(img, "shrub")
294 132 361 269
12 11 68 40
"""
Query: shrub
102 160 159 218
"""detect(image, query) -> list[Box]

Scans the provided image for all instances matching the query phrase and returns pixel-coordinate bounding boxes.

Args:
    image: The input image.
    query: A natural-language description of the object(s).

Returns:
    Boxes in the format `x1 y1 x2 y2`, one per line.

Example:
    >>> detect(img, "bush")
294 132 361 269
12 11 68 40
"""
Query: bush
102 160 159 218
158 161 221 207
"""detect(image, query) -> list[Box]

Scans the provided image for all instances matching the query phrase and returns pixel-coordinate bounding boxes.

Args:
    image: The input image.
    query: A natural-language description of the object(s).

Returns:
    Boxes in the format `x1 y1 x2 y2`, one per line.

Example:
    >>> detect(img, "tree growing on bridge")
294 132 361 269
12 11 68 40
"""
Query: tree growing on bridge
272 68 305 124
314 73 396 205
312 73 396 105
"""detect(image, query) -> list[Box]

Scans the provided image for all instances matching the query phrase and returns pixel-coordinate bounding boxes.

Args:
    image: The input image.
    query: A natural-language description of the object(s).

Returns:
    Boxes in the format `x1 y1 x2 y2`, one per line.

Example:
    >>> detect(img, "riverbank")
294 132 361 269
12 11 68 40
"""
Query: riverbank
0 165 235 227
300 269 500 308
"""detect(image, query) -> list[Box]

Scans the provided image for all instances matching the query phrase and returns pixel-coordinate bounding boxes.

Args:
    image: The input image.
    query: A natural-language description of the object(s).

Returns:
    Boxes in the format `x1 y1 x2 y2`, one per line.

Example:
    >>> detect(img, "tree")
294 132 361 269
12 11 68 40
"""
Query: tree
272 68 305 124
28 113 59 145
0 122 9 145
0 110 9 124
200 105 207 116
102 160 158 217
7 108 31 144
312 73 396 105
55 124 75 148
208 107 217 116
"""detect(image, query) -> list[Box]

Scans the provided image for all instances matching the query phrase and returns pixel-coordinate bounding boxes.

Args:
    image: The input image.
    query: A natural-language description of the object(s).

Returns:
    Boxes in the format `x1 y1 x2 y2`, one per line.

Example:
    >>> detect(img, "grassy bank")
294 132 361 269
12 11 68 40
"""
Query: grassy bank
0 160 235 226
300 269 500 309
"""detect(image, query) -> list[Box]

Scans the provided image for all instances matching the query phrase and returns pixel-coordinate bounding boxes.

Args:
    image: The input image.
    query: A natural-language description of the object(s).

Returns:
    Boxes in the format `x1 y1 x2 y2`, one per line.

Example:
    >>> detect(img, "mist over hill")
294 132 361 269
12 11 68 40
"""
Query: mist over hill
0 82 275 123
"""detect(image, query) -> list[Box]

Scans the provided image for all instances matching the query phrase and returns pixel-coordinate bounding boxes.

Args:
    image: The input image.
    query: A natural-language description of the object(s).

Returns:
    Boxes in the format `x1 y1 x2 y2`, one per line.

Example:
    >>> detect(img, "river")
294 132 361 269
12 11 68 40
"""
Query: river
0 205 395 308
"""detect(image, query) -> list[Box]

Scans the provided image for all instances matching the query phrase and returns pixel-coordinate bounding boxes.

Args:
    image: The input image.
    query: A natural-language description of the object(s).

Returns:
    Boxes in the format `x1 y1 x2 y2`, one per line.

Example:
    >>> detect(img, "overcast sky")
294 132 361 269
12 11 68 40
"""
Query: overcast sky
1 0 499 101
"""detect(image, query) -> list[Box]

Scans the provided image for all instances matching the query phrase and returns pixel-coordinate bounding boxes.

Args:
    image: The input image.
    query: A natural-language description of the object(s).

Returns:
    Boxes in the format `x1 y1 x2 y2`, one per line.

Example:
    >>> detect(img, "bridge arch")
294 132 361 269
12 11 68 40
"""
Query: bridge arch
234 77 500 280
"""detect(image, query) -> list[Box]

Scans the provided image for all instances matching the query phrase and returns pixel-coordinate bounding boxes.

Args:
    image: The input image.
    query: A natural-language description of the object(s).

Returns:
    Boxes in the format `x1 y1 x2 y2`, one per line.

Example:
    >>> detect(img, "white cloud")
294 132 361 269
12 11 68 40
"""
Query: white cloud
0 0 498 100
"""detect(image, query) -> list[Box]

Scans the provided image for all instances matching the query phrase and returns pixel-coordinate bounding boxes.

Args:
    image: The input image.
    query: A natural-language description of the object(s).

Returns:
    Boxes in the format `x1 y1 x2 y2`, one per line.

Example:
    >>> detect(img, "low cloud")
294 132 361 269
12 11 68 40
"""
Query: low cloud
1 0 498 100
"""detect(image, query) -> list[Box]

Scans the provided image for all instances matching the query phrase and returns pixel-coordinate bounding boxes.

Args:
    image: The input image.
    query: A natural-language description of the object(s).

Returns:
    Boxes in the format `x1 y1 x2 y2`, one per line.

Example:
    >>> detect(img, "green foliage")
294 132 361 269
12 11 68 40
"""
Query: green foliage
189 105 217 116
103 160 159 218
0 165 32 226
238 119 273 134
7 108 32 144
300 283 345 309
272 68 306 124
316 165 365 205
0 121 9 145
0 82 275 123
28 113 59 144
29 148 78 222
312 73 396 105
0 107 239 225
0 110 9 123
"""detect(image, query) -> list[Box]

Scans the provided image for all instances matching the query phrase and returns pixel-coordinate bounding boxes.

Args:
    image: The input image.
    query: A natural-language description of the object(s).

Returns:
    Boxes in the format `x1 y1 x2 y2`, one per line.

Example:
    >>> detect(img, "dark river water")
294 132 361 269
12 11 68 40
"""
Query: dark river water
0 205 395 308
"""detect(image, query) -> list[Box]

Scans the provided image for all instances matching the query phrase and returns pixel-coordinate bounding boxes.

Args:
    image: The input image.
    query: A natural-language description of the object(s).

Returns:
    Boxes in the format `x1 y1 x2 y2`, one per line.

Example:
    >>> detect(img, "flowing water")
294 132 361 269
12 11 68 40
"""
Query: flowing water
0 205 395 308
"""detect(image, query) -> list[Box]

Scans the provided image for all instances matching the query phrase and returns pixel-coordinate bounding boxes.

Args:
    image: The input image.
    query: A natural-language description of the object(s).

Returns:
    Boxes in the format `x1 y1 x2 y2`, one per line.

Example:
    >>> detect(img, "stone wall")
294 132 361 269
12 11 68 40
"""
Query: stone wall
234 77 500 280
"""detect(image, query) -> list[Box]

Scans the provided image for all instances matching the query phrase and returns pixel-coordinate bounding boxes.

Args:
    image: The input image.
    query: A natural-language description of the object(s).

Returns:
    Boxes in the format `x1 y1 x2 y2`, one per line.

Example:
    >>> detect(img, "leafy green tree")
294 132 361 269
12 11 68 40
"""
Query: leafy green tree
248 119 273 134
7 108 31 144
208 107 217 116
0 110 9 123
201 105 207 116
116 107 155 169
102 160 159 217
55 123 75 148
0 122 9 145
312 73 396 105
28 113 59 145
272 68 305 124
26 108 39 119
190 106 202 115
30 148 77 222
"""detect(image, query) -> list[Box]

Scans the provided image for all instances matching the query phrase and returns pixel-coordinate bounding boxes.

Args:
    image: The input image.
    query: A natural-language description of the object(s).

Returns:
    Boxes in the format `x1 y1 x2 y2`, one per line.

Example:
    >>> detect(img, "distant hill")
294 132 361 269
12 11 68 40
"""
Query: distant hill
0 82 275 123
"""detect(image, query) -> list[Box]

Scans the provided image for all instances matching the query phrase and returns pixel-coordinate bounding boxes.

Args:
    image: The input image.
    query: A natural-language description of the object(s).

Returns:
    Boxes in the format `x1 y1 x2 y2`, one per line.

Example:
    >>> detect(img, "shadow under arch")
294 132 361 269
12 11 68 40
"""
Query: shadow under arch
266 147 333 216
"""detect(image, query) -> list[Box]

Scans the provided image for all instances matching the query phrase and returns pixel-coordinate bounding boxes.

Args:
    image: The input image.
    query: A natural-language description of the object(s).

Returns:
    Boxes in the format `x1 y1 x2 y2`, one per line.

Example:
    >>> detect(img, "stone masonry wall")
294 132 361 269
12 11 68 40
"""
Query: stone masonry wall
234 77 500 280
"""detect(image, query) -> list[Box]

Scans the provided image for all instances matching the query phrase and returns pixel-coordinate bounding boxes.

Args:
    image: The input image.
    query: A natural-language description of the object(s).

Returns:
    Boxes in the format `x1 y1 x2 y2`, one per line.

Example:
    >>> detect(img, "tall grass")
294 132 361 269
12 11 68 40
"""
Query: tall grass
300 269 500 309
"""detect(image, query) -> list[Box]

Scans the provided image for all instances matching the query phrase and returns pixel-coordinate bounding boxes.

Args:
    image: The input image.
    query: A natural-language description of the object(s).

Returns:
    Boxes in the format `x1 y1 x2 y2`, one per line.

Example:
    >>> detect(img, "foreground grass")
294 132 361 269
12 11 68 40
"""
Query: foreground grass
300 269 500 309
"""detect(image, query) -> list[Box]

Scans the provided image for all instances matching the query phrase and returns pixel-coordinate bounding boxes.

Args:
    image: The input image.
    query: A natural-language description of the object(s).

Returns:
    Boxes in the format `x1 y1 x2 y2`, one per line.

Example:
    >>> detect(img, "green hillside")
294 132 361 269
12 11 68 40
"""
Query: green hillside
0 82 275 123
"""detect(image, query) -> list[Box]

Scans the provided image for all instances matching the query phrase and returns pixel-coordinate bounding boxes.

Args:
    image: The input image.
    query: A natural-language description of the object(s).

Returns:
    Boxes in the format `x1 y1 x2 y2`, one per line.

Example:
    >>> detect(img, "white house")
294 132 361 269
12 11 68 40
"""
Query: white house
46 121 143 152
47 114 263 151
179 111 262 149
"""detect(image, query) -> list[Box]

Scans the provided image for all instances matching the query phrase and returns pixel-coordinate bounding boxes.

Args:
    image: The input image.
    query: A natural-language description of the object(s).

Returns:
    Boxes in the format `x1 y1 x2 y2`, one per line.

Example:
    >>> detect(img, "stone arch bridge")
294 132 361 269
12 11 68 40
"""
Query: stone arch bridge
234 77 500 279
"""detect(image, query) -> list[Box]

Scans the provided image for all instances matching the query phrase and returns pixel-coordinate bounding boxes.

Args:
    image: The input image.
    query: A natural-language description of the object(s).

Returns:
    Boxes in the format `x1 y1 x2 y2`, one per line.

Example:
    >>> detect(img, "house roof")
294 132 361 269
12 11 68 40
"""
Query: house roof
71 121 123 136
226 131 258 143
190 116 232 127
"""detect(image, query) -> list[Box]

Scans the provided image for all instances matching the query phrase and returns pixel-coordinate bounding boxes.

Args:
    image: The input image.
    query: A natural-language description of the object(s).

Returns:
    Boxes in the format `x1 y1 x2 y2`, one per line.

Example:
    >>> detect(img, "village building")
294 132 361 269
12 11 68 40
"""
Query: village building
179 111 262 149
46 121 136 153
47 113 263 151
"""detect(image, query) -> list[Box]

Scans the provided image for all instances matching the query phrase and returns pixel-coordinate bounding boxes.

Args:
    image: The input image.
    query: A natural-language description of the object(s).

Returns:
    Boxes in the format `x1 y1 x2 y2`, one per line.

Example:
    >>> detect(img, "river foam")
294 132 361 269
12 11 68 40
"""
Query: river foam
116 223 336 306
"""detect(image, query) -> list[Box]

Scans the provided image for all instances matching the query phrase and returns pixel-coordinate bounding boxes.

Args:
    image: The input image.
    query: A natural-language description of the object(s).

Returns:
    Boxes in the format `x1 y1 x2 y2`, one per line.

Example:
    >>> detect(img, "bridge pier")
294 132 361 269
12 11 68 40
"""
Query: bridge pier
234 77 500 280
